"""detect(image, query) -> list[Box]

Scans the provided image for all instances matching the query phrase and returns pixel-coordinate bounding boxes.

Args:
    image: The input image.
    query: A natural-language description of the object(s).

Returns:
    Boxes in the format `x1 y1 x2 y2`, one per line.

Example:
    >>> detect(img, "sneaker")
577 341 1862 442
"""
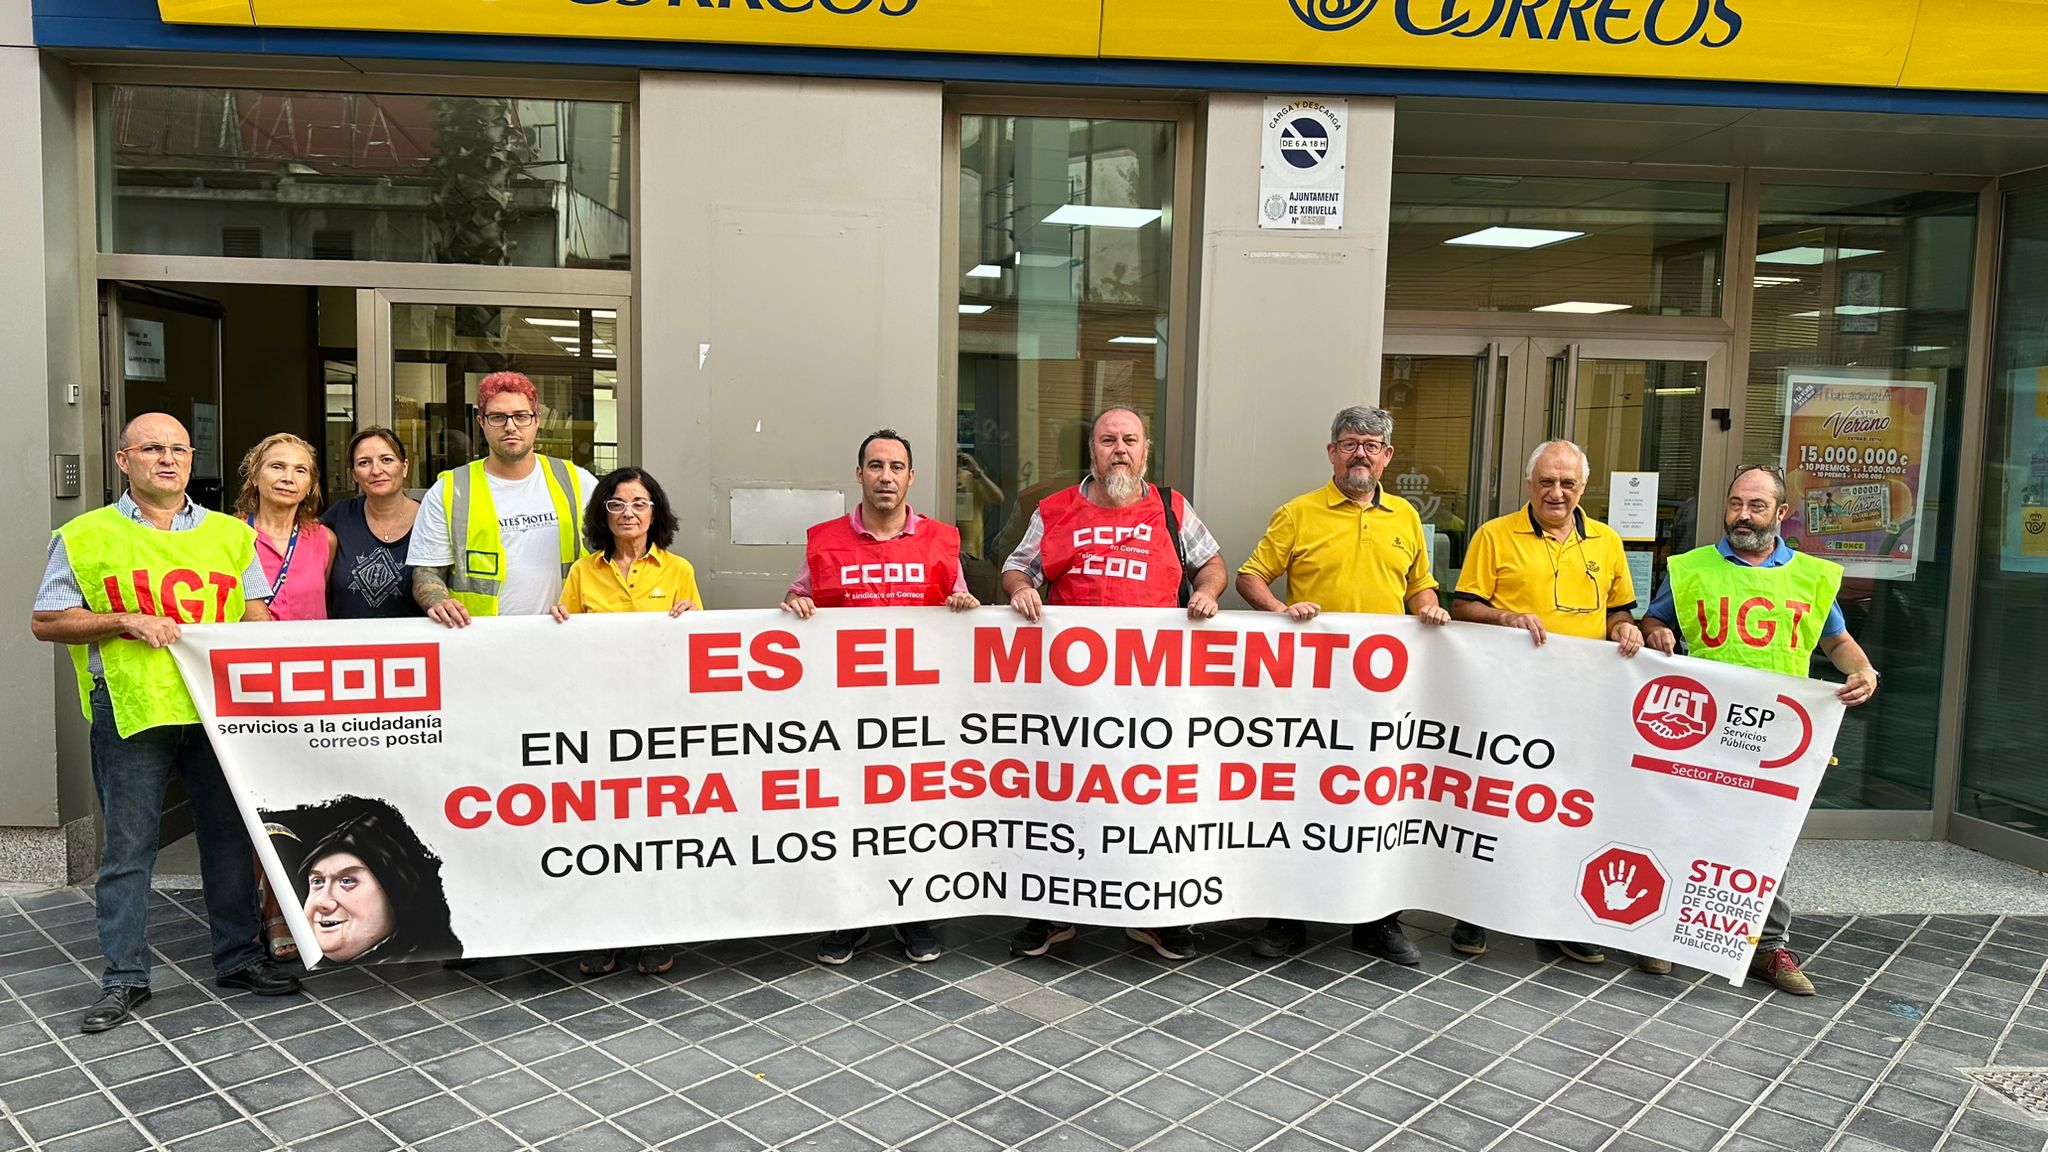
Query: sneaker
1251 918 1307 959
1352 915 1423 966
816 928 869 966
895 922 942 963
576 950 619 976
1749 947 1815 995
1635 955 1673 976
1555 940 1607 965
636 945 676 976
1010 920 1076 957
1127 926 1199 961
1450 921 1489 956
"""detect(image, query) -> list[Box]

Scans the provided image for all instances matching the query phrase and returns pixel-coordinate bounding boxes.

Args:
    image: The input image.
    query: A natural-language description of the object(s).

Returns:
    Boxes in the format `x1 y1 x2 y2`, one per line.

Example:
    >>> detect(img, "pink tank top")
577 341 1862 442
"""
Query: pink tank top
253 521 333 621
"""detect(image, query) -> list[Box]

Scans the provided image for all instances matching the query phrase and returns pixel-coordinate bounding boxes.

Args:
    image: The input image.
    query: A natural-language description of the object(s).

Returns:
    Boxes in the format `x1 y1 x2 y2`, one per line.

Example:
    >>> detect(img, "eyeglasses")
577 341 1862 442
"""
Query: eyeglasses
1333 438 1392 457
604 498 655 513
482 412 538 428
1551 536 1603 614
127 443 193 460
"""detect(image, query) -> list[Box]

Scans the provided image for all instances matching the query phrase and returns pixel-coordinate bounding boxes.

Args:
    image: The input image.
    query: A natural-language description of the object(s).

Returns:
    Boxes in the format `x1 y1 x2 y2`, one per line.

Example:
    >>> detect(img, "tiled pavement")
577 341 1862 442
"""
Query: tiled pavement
2 889 2047 1152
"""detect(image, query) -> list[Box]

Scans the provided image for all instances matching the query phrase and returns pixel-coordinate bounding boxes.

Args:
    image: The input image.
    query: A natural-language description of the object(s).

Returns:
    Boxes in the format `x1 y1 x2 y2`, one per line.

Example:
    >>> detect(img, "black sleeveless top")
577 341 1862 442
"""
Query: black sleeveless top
322 498 426 620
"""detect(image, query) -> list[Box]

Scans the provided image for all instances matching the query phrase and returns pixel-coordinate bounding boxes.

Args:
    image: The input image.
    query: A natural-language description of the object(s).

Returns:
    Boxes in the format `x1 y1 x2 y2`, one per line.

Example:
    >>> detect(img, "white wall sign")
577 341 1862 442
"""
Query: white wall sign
123 318 166 381
1259 98 1347 230
1609 471 1661 542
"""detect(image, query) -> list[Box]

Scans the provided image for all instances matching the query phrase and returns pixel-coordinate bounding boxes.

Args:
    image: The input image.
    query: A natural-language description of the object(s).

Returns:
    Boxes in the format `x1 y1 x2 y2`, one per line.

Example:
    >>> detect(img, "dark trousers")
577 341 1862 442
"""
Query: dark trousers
89 681 263 990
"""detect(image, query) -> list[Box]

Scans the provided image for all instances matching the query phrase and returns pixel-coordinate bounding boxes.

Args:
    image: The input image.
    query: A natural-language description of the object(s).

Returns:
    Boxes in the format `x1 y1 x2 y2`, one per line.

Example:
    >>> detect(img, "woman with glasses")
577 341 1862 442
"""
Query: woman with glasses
550 467 702 977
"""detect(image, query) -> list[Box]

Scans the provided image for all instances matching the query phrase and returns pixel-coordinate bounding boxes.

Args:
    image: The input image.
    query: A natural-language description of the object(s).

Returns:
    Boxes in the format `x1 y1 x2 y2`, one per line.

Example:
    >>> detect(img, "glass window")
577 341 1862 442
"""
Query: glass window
1742 185 1977 811
1565 356 1707 602
1379 354 1486 585
956 115 1177 601
98 86 630 269
1960 185 2048 838
1387 174 1725 316
390 303 618 488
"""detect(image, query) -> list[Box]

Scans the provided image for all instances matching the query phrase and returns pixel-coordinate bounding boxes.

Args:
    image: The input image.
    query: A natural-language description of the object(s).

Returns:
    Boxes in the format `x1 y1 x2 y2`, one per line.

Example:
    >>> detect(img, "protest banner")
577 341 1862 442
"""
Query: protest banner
1780 372 1935 579
170 609 1844 984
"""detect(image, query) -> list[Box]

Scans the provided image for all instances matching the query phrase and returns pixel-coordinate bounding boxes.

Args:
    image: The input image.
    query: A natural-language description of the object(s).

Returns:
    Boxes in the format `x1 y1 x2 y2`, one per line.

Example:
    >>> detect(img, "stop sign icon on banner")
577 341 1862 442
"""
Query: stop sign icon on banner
1576 844 1669 928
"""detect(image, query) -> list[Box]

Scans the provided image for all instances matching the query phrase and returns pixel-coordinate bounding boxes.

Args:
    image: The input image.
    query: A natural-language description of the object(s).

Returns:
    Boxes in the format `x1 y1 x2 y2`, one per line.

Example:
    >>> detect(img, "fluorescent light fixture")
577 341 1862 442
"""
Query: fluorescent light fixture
549 335 581 344
1531 301 1632 314
966 264 1003 279
1907 345 1949 352
1444 226 1584 249
1753 275 1802 287
1043 205 1163 229
1651 387 1702 396
1789 305 1906 318
1108 336 1158 345
1756 246 1881 265
958 304 993 315
525 317 580 328
593 310 617 320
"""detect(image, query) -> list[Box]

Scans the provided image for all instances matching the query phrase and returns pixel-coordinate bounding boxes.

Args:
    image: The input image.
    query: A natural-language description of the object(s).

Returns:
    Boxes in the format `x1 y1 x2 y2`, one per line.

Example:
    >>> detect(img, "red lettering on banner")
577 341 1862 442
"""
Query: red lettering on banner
1735 596 1776 647
212 644 440 716
975 627 1041 683
1115 628 1181 686
444 775 738 828
1189 631 1236 687
749 631 802 690
970 626 1409 692
689 632 742 693
1244 631 1292 687
1629 753 1802 800
1301 633 1346 688
838 629 887 687
1310 763 1594 826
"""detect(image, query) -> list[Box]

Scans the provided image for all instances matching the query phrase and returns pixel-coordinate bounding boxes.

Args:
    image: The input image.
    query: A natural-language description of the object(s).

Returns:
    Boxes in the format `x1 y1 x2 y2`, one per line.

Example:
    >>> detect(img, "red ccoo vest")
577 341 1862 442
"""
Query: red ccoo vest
1036 483 1186 607
806 514 961 608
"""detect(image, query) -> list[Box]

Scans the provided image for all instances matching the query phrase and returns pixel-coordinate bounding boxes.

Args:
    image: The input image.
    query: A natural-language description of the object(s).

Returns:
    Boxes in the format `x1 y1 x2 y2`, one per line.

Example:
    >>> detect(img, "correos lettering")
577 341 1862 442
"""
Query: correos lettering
1386 0 1741 47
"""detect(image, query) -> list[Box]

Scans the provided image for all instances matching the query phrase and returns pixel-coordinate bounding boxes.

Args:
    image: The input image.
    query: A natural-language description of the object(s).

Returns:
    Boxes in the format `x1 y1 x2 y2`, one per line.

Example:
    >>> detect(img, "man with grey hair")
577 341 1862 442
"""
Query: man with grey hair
1452 438 1655 968
1237 405 1449 963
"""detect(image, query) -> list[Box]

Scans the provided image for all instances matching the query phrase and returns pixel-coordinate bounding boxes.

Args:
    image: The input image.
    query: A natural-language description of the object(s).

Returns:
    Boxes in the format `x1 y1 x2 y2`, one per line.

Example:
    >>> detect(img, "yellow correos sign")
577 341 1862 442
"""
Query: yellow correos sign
155 0 2048 95
157 0 1105 58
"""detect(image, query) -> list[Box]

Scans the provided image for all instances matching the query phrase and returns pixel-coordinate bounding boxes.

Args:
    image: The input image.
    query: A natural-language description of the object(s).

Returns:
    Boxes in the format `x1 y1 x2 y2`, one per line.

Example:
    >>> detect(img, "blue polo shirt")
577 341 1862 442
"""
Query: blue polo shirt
1645 538 1846 637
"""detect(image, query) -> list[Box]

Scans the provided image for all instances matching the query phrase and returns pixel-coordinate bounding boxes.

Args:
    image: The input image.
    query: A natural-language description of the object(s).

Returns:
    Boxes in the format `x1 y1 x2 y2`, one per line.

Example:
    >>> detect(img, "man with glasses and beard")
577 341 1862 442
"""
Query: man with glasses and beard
1641 464 1878 996
1000 406 1228 961
1235 406 1449 965
1453 438 1658 972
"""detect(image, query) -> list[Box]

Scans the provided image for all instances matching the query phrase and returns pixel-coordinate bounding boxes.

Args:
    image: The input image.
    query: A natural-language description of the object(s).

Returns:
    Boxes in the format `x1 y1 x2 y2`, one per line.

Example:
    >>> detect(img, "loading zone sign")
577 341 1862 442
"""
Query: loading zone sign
1260 98 1348 230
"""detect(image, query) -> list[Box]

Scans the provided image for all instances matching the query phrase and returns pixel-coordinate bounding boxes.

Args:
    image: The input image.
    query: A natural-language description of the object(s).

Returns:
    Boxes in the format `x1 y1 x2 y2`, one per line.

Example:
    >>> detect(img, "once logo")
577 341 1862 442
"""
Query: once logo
1278 117 1333 170
1632 674 1715 751
212 644 441 717
1576 844 1669 928
1289 0 1376 32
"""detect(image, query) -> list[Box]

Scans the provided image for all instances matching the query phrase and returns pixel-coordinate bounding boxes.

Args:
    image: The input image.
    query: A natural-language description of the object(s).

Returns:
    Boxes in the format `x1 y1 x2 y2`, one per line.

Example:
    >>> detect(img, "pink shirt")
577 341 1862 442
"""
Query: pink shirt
254 521 332 621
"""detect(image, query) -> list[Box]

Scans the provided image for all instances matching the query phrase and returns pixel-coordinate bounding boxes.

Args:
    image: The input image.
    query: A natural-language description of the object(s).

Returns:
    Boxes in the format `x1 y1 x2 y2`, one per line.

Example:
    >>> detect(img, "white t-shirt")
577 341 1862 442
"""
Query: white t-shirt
409 461 601 617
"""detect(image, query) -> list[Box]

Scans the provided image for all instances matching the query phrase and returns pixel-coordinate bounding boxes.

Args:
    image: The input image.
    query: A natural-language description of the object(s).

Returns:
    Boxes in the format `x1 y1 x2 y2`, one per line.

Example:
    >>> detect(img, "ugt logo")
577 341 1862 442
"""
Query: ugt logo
1290 0 1376 32
1632 674 1715 752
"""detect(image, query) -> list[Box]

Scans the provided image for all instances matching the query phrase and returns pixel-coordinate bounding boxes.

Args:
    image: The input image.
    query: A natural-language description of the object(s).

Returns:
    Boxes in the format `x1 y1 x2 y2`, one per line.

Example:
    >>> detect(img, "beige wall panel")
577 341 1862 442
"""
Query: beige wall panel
1191 95 1397 596
636 73 943 610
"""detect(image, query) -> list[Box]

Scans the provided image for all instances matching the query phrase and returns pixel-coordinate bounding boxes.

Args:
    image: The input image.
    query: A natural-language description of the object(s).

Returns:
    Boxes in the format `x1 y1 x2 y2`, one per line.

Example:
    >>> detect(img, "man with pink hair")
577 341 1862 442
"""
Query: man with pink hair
408 372 600 625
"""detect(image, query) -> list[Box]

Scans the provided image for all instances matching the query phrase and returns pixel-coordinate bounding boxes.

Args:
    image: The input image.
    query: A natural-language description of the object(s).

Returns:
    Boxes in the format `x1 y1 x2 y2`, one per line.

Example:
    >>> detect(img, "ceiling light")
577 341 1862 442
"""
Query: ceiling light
549 335 581 344
1753 275 1802 287
959 304 992 315
1444 226 1585 249
1651 387 1702 396
526 317 580 329
1531 301 1631 314
1108 336 1158 345
1789 306 1905 318
966 264 1002 279
593 310 616 320
1756 246 1881 265
1043 205 1163 229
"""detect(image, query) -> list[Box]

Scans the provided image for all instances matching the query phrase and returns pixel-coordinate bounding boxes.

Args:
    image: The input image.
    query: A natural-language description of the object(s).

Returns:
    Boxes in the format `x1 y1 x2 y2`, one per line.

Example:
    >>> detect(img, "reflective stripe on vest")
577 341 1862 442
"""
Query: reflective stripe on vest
1668 545 1844 677
441 457 585 615
56 506 255 736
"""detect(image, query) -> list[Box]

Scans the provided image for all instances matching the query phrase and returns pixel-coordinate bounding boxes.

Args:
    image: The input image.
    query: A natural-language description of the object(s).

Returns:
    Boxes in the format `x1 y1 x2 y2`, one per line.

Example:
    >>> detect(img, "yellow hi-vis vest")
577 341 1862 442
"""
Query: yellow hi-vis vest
1668 545 1844 677
441 456 586 616
56 505 255 736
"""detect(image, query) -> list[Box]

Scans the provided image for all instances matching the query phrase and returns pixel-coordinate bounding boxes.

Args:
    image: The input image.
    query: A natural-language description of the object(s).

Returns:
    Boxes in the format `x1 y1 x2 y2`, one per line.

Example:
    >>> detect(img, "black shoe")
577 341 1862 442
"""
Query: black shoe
1126 926 1199 961
817 928 869 966
894 923 942 963
80 986 150 1033
1554 940 1608 965
1251 918 1307 959
1450 921 1489 956
1352 915 1423 966
1009 920 1076 957
216 960 301 996
441 958 478 969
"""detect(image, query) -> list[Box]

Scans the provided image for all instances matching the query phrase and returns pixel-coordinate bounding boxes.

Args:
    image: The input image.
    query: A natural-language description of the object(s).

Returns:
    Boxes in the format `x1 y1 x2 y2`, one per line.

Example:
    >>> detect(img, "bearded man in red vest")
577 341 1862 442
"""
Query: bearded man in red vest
783 429 977 965
999 406 1229 961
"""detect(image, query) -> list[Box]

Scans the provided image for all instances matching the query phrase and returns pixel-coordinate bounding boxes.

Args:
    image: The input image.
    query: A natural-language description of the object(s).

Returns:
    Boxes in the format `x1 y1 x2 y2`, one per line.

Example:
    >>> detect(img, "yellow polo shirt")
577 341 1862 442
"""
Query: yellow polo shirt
559 546 704 615
1454 505 1635 640
1239 482 1437 614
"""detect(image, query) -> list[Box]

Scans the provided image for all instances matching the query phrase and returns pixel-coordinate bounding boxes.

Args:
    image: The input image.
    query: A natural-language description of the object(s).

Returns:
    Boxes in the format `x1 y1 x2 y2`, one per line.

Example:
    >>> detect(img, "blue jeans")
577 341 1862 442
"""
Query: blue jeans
89 681 263 990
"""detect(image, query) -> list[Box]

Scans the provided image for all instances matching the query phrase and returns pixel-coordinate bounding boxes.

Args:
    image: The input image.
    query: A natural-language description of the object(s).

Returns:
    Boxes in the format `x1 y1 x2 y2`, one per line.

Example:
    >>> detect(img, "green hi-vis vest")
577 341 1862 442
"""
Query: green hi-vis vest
1668 544 1845 677
56 505 255 736
441 456 586 616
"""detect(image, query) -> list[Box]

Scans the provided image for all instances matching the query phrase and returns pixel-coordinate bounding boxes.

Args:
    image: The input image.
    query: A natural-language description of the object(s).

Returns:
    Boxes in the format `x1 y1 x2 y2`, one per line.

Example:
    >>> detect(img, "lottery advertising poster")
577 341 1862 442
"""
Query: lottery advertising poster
2001 368 2048 574
1779 373 1935 580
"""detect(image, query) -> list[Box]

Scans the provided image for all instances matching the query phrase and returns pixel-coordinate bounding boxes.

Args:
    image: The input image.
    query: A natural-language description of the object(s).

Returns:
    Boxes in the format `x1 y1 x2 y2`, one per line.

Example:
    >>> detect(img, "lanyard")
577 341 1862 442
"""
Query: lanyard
248 517 301 599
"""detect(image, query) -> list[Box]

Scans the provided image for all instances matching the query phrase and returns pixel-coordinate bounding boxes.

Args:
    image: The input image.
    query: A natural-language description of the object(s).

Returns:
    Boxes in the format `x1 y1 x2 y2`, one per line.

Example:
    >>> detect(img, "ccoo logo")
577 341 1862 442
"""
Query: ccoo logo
1289 0 1376 32
212 644 441 717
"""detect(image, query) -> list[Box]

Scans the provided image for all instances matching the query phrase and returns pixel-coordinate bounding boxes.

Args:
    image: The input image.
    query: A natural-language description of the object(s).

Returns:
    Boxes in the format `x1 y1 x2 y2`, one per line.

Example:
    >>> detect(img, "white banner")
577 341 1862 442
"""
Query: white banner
169 610 1843 984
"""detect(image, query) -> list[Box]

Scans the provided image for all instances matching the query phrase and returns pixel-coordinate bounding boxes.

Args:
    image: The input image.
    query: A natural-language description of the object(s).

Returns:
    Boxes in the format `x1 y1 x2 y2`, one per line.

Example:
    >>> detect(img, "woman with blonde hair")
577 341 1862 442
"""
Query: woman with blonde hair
235 432 338 959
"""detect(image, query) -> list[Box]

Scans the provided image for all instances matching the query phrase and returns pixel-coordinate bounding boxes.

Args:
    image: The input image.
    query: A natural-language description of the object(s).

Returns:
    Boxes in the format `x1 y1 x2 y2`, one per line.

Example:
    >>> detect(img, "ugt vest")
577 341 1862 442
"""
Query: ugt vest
805 516 960 607
1036 484 1186 607
1668 545 1844 677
